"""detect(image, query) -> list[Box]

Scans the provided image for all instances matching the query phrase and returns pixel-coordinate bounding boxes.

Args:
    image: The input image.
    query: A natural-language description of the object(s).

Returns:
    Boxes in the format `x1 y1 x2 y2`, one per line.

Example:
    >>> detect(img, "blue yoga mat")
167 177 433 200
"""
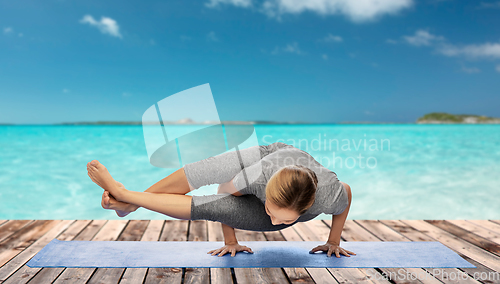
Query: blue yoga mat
27 239 475 268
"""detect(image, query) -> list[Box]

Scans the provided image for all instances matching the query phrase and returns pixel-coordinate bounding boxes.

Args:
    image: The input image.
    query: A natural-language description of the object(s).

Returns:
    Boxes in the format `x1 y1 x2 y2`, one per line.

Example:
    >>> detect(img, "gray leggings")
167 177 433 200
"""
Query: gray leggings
190 194 319 231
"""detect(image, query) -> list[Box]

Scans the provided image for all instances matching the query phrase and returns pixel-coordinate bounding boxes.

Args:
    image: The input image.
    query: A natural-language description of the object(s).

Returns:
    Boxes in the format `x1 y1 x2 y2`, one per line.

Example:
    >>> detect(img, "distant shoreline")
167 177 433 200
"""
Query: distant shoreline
2 122 500 126
2 112 500 125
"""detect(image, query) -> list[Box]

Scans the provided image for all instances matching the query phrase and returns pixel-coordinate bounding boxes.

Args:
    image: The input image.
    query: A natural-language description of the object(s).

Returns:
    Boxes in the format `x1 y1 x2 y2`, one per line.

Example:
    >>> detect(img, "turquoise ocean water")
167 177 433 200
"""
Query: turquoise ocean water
0 124 499 220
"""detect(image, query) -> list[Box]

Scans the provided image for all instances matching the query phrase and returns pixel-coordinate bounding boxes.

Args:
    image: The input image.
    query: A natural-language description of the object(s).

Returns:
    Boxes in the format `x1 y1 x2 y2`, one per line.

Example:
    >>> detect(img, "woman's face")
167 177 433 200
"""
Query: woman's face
264 200 300 225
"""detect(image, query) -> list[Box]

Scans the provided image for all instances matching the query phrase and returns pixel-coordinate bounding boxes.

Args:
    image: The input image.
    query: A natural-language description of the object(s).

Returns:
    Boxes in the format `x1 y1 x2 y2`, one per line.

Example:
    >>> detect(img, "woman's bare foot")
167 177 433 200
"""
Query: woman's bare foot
101 190 139 217
87 160 125 200
102 181 139 217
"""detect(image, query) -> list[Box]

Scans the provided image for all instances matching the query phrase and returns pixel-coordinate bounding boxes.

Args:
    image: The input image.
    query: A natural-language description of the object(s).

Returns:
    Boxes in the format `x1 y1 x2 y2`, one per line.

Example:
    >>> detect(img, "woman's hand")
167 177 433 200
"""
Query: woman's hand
309 242 356 258
208 243 254 257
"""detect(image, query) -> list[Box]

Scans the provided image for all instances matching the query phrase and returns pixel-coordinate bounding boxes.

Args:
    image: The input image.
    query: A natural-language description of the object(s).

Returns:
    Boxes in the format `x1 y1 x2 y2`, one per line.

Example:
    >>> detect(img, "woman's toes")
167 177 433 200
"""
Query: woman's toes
88 171 95 181
88 167 103 185
88 172 102 187
101 191 111 209
90 160 107 171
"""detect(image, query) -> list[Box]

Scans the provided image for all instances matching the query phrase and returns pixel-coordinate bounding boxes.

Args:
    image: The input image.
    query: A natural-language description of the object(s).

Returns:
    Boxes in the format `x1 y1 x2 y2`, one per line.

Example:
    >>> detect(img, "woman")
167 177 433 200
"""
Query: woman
87 142 355 258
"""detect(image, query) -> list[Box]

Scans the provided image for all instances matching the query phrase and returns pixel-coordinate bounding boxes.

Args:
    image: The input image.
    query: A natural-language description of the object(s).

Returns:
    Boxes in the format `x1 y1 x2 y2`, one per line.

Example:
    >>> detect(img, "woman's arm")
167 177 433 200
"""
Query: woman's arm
221 223 238 244
327 182 351 246
310 181 355 257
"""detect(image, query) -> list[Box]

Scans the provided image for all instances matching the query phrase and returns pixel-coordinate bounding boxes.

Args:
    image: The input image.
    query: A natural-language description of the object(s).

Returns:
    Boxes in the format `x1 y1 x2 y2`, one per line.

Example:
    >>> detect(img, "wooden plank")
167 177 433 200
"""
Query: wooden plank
87 220 149 284
73 220 109 241
233 228 289 284
0 220 62 267
120 220 164 284
183 220 210 284
91 220 129 241
427 220 500 257
52 220 128 284
263 229 315 284
402 220 500 272
324 220 378 242
56 220 92 241
449 220 500 244
159 220 189 241
1 220 82 284
207 221 233 284
143 220 187 284
380 220 482 284
139 220 164 242
467 220 500 236
19 220 98 284
0 220 8 227
306 220 390 284
285 222 339 284
0 220 33 243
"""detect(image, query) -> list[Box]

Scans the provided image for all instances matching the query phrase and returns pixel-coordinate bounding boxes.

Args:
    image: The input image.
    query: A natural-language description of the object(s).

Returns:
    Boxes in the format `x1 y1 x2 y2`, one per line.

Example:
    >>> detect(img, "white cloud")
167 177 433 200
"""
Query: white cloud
322 54 329 60
180 35 192 41
207 31 219 42
284 42 302 54
3 27 24 38
80 15 122 38
478 1 500 9
403 30 444 46
460 66 481 74
402 29 500 72
122 92 132 97
322 34 343 42
207 0 413 22
272 42 303 55
207 0 252 8
496 65 500 72
63 89 70 93
438 42 500 59
206 0 252 8
403 30 500 59
386 39 398 44
3 27 13 34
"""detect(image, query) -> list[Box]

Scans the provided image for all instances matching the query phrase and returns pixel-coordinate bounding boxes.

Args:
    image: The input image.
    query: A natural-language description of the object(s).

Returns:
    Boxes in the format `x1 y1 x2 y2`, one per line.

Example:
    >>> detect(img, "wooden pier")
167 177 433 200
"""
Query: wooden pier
1 219 500 283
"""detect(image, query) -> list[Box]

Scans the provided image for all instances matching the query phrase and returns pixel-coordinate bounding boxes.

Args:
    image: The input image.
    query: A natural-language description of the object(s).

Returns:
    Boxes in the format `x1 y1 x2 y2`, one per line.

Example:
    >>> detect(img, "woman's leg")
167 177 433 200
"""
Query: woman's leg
191 193 302 232
88 159 194 216
88 160 192 219
115 190 192 220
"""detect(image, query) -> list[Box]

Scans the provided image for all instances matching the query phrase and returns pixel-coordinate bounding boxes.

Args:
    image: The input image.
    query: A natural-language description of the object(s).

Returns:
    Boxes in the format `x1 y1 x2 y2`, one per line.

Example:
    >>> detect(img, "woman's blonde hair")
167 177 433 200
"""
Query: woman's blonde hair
265 164 318 215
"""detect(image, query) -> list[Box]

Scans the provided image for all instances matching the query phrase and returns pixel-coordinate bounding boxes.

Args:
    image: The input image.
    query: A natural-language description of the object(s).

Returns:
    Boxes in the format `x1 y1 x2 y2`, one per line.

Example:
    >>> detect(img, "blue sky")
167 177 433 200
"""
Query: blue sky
1 0 499 124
